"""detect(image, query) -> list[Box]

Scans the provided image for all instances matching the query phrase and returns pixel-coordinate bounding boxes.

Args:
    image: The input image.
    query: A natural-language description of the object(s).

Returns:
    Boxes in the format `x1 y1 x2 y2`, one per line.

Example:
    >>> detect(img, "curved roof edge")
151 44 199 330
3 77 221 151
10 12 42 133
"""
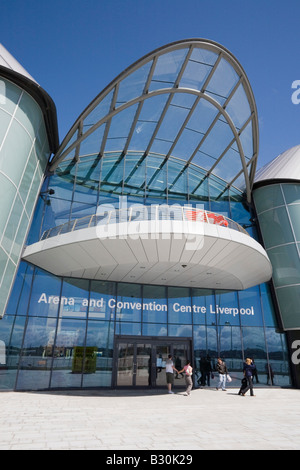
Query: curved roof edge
254 144 300 188
0 45 59 154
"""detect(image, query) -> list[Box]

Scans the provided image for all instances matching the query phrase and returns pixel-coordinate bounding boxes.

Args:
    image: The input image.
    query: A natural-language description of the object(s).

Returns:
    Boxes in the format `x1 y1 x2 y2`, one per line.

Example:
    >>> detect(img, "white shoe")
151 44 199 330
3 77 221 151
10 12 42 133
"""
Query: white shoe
168 391 174 394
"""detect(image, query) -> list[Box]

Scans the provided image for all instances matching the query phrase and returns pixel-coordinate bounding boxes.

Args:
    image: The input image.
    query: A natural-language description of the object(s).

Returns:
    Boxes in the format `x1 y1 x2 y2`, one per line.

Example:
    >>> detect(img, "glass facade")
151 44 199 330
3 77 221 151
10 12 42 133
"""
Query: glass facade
0 39 296 391
253 183 300 329
0 76 50 317
0 262 290 390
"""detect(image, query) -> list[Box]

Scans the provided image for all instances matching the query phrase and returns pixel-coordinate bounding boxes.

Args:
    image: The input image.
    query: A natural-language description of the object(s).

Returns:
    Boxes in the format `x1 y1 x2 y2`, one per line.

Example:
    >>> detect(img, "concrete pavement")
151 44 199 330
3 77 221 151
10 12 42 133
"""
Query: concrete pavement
0 387 299 450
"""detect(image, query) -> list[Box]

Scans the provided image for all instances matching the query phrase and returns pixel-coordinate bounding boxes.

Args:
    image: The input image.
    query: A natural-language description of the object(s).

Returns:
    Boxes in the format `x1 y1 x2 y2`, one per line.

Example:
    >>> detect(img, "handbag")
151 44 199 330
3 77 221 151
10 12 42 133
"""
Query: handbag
226 374 232 382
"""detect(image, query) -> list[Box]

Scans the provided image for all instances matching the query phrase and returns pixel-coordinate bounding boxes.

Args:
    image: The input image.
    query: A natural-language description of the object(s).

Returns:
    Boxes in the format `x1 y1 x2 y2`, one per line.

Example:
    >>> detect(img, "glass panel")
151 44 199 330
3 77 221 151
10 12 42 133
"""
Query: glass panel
275 285 300 329
15 90 43 139
168 287 192 324
205 58 239 105
287 204 300 241
225 84 251 130
16 316 57 390
168 324 192 337
149 49 189 91
142 323 167 336
214 290 240 326
117 61 152 105
0 315 26 390
5 262 33 315
239 120 253 160
282 183 300 205
268 243 300 287
192 288 215 325
257 206 294 249
115 283 142 322
218 325 243 386
0 108 12 143
136 343 151 386
265 328 291 387
155 344 170 387
59 278 89 319
79 125 105 157
117 342 134 386
28 268 62 317
0 174 17 235
212 144 243 183
82 320 114 387
88 281 115 320
260 283 277 327
253 184 284 214
50 318 86 388
83 90 113 131
238 286 264 326
115 322 142 336
0 119 33 185
180 59 212 91
242 326 268 384
194 119 234 168
173 343 189 388
142 285 167 323
0 78 22 114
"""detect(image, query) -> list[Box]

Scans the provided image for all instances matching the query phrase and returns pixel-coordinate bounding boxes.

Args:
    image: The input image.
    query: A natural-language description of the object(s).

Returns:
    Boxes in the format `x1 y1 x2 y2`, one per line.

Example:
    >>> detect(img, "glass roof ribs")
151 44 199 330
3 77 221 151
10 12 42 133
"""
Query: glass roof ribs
50 39 259 202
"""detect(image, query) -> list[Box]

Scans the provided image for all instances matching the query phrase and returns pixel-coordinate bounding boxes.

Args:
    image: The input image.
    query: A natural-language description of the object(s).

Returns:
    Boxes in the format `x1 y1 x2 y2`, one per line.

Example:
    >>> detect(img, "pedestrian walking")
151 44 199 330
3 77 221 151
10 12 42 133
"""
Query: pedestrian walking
216 357 228 391
178 360 193 396
240 358 256 396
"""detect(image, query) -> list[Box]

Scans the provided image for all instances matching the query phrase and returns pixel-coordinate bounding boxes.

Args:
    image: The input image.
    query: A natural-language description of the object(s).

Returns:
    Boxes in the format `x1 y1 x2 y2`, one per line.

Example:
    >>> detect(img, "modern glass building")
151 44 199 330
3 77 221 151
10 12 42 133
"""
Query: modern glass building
0 39 298 392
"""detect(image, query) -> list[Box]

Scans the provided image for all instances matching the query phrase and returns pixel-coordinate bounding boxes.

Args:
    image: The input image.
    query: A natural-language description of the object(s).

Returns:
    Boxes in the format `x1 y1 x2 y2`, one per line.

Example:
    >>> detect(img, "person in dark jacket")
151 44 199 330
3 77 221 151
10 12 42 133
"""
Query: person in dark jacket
216 357 228 391
240 358 256 396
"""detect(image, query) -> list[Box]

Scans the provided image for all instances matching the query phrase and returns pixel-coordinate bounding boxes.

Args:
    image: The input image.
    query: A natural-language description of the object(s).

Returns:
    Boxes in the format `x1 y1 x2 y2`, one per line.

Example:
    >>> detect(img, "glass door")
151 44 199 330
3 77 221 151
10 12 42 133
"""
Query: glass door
114 336 192 389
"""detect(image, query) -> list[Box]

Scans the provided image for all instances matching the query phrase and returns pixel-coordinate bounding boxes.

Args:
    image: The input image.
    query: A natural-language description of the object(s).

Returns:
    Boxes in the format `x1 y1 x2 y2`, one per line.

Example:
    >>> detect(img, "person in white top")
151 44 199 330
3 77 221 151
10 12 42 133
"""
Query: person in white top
178 360 193 396
165 354 178 394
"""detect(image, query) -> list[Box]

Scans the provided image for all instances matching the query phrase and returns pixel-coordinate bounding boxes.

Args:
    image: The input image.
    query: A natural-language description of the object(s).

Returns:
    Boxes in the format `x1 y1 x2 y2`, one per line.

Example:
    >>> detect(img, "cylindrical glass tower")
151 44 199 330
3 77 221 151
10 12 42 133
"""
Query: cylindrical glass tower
0 44 58 317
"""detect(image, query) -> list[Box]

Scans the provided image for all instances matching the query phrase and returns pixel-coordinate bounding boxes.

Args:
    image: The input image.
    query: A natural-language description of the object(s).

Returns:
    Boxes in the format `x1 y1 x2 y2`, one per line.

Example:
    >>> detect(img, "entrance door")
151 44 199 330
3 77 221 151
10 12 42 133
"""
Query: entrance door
114 336 192 388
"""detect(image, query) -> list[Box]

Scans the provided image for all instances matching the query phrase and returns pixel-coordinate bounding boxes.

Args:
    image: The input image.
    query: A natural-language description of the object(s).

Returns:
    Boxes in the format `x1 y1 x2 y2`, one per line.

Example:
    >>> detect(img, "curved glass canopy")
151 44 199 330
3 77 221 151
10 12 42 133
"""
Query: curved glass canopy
50 39 259 202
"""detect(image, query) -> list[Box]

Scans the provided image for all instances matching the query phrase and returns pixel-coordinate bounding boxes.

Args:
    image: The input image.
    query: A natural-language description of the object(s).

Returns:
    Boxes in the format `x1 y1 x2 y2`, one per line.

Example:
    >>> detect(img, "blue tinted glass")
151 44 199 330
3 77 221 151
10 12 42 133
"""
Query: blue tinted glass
142 285 167 323
28 268 61 317
260 283 277 327
0 315 26 389
89 281 116 320
214 290 240 326
59 278 89 319
16 316 57 390
168 324 192 337
142 323 167 336
115 322 142 336
83 320 114 387
5 262 33 315
192 288 215 325
238 286 263 327
50 318 86 388
116 283 142 322
168 287 192 324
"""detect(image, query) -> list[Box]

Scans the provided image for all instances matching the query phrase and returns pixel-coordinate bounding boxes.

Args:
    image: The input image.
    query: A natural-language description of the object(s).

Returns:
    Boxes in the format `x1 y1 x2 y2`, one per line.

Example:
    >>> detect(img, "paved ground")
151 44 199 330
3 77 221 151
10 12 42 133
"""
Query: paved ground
0 387 299 450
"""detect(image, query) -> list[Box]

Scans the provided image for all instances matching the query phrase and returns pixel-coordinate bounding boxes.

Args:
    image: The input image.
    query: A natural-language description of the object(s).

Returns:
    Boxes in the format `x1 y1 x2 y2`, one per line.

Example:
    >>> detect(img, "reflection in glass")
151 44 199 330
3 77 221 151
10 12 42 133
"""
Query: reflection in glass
59 278 89 319
16 317 57 390
82 320 114 387
50 318 86 389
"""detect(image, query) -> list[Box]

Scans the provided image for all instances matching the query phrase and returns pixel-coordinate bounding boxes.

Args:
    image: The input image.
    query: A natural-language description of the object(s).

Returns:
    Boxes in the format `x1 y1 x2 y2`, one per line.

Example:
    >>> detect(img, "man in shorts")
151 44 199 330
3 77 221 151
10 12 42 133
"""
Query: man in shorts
166 354 178 394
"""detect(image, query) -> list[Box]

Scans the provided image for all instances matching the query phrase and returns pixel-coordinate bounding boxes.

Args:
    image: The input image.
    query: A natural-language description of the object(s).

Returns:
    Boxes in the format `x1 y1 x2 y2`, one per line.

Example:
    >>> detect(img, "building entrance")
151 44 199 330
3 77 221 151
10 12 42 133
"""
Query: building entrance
113 336 192 389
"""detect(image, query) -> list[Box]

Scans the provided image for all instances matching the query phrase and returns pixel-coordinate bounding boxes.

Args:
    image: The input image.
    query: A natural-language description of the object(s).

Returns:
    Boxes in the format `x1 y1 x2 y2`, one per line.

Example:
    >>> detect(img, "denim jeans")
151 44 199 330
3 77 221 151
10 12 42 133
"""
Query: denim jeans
217 373 226 390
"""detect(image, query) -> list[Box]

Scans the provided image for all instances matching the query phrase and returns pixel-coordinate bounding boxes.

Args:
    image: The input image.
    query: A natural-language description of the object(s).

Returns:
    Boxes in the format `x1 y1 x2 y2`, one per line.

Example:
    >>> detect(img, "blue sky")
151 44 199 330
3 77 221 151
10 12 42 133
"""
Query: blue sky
1 0 300 169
